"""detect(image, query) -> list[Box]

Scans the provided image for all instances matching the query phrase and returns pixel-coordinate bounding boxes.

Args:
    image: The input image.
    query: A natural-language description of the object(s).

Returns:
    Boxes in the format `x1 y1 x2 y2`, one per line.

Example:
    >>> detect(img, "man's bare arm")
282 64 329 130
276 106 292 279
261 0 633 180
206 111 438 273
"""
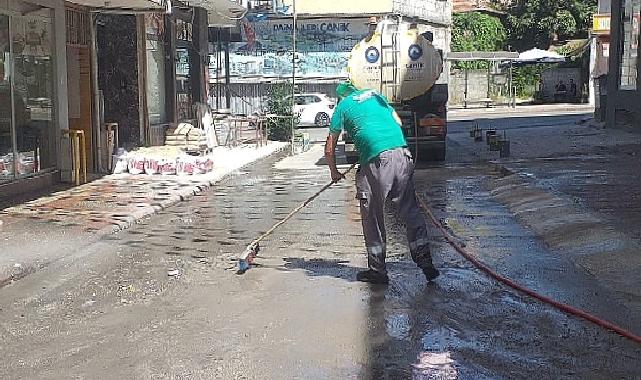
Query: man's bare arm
324 133 344 182
392 110 402 126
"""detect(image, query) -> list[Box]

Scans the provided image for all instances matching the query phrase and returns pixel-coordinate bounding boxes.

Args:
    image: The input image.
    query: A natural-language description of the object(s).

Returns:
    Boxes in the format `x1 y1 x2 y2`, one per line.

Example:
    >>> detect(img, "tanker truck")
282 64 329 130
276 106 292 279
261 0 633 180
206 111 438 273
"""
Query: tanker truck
344 18 447 162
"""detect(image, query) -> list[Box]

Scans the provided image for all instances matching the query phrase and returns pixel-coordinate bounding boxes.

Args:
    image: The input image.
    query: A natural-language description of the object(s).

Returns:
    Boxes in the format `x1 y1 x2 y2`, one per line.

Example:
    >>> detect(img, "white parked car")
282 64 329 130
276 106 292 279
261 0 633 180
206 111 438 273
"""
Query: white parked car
292 93 336 127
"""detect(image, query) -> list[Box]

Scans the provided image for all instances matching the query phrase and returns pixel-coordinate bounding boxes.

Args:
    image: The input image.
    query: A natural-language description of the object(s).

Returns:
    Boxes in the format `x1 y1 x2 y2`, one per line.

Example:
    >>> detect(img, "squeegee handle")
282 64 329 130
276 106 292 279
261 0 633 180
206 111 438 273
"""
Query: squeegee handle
247 163 357 248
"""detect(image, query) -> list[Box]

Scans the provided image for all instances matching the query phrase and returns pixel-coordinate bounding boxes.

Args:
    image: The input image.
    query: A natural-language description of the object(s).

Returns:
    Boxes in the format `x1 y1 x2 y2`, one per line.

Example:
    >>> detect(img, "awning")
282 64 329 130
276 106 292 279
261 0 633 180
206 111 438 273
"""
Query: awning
515 48 566 64
185 0 247 27
447 51 519 62
66 0 169 12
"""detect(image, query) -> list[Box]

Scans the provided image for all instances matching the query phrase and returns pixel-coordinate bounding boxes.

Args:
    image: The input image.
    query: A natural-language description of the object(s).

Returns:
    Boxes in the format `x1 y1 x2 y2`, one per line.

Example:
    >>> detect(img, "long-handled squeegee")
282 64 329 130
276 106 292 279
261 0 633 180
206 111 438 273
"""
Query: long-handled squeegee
237 163 358 274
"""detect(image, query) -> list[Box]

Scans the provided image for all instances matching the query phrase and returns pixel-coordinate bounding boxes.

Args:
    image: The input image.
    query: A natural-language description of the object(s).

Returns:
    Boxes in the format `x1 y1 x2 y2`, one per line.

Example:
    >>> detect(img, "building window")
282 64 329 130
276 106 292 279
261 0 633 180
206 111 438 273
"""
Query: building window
619 0 640 90
1 1 56 184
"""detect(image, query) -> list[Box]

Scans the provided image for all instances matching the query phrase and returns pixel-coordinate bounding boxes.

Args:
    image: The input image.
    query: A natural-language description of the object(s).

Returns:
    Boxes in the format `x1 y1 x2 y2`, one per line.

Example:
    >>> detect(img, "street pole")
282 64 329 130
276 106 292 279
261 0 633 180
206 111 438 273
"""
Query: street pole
290 0 297 156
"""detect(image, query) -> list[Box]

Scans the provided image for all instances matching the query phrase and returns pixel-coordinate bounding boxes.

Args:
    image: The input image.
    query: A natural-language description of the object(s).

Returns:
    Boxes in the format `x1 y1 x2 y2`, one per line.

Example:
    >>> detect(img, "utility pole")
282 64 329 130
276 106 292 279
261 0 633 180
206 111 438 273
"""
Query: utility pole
290 0 297 156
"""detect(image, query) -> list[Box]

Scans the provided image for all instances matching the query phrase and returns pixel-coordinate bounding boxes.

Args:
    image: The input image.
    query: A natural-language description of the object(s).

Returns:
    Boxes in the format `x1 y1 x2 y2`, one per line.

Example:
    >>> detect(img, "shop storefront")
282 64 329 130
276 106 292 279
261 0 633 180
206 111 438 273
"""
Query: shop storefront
1 0 58 185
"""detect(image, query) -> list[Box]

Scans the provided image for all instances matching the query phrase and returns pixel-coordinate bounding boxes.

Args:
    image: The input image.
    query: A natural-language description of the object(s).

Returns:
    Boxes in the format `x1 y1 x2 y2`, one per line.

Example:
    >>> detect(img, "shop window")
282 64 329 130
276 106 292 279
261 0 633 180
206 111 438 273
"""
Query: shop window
1 2 56 183
12 13 55 174
619 0 640 90
176 48 192 120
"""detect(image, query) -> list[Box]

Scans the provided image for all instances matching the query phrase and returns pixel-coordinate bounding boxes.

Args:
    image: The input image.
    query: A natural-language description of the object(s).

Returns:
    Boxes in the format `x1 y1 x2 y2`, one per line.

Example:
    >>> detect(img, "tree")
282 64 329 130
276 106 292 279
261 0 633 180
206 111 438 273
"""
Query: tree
266 84 297 142
501 0 596 51
452 12 507 52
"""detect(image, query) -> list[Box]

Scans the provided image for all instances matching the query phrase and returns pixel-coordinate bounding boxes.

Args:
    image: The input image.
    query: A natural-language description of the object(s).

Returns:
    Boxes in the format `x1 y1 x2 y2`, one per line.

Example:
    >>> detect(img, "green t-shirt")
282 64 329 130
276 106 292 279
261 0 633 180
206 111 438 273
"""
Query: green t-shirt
329 89 407 164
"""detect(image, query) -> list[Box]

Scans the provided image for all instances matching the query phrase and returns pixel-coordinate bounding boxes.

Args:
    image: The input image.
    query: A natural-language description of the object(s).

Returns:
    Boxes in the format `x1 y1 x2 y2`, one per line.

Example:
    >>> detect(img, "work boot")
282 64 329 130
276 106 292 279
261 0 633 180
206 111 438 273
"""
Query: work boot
413 245 440 282
422 264 440 282
356 270 389 285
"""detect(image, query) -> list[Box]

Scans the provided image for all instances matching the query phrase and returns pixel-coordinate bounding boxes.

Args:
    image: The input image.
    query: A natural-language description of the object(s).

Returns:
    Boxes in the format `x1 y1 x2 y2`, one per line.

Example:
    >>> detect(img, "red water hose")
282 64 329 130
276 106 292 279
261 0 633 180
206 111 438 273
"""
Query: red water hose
416 194 641 346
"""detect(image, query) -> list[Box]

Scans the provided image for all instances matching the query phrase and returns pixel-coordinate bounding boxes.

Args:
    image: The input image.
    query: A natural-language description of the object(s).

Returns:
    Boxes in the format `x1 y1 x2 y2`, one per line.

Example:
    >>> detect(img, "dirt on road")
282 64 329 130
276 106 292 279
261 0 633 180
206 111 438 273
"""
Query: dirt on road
1 147 640 379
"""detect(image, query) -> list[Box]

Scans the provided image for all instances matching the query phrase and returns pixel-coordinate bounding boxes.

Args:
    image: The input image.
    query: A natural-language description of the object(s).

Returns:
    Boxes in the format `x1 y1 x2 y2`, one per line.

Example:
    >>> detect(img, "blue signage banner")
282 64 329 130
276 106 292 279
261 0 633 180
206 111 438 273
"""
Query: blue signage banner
228 16 371 79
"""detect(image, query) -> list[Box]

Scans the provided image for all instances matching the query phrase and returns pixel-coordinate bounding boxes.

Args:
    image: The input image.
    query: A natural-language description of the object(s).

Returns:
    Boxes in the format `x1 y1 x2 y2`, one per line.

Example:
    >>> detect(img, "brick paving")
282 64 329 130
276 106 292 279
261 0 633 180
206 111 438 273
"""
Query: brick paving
0 143 287 235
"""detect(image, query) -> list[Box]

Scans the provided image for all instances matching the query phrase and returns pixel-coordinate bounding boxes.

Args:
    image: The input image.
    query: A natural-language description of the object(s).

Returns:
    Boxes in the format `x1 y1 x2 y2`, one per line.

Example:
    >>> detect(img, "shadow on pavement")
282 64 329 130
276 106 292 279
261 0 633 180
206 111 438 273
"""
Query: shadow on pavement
359 274 463 380
449 113 591 130
278 257 361 282
277 255 463 377
0 182 72 211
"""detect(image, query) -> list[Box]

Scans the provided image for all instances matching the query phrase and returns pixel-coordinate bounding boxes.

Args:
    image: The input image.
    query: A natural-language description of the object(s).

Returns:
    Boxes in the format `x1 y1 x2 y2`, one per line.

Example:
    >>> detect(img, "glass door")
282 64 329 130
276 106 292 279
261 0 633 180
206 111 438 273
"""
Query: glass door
11 5 55 177
0 14 13 183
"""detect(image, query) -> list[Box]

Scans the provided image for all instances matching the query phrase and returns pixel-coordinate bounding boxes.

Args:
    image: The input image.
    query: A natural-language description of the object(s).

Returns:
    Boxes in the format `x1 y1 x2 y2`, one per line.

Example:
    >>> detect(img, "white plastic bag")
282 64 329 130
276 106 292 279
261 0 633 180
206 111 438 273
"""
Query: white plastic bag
145 158 160 175
128 156 145 175
176 156 195 175
159 158 177 175
112 154 128 174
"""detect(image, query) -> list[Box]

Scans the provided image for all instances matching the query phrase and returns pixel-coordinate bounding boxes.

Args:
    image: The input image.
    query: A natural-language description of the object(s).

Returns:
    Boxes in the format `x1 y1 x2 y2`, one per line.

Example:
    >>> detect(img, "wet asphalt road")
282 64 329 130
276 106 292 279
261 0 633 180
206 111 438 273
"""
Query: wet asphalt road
2 115 641 379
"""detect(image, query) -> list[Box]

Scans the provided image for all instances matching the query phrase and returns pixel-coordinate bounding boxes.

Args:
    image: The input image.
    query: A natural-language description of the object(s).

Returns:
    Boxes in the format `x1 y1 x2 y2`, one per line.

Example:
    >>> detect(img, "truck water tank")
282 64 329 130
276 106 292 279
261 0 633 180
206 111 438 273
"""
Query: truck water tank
348 20 443 102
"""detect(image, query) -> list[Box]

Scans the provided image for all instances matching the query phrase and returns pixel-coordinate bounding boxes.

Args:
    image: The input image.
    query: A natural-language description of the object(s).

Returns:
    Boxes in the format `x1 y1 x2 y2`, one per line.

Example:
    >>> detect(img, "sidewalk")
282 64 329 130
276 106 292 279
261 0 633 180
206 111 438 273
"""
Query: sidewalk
449 103 594 121
0 142 287 285
449 117 634 163
449 119 641 315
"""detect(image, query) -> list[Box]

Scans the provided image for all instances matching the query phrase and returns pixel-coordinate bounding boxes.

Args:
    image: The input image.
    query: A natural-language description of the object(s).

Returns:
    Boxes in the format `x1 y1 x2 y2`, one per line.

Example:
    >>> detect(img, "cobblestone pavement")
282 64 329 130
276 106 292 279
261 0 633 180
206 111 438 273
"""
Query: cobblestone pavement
1 135 641 379
0 143 286 284
1 143 287 234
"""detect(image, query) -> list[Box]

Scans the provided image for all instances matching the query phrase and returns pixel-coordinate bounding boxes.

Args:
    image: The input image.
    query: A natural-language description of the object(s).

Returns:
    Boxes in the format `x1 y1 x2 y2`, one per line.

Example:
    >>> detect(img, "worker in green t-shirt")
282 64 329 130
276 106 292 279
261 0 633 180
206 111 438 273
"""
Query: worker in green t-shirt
325 81 440 284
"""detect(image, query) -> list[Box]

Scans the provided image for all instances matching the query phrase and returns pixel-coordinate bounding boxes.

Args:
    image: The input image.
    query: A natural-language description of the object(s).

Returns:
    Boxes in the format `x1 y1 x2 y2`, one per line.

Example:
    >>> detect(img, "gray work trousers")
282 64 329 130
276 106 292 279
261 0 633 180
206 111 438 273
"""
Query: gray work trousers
356 147 432 275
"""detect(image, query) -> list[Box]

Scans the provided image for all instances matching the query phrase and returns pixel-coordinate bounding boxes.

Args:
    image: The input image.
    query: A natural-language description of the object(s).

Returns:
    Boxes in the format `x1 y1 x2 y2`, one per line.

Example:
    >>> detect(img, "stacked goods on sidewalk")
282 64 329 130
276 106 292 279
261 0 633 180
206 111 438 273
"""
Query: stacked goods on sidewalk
293 131 311 154
165 123 210 152
109 110 267 176
111 146 214 176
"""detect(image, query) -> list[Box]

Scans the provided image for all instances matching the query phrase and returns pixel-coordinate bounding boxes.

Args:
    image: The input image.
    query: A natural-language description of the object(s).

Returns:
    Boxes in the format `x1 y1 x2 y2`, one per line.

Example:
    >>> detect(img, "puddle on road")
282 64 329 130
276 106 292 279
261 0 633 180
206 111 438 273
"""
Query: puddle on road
411 352 458 380
386 312 411 341
364 165 641 379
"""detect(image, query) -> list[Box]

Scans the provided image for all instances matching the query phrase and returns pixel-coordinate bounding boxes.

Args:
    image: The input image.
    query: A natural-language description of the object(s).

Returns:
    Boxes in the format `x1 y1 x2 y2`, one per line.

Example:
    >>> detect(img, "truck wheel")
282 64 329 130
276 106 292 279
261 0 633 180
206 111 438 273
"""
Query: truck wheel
315 112 330 127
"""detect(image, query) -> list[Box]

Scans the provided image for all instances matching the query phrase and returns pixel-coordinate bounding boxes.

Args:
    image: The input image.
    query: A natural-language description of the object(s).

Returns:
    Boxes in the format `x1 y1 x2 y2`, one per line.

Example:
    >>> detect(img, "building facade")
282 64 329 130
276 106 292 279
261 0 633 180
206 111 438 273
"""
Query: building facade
606 0 641 127
210 0 452 115
96 7 211 148
1 0 245 196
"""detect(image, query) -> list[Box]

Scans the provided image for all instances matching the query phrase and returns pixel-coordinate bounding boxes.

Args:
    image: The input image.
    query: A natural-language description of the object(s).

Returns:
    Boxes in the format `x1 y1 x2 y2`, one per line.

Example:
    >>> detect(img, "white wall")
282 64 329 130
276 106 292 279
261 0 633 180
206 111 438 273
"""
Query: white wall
393 0 452 26
281 0 393 14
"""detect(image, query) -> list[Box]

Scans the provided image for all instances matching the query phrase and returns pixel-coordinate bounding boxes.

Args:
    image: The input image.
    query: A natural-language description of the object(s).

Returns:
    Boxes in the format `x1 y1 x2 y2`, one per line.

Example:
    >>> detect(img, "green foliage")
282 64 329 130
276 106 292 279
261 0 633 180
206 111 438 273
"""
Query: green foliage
452 12 507 70
512 65 552 98
504 0 596 51
266 84 297 142
555 39 590 66
452 12 507 52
